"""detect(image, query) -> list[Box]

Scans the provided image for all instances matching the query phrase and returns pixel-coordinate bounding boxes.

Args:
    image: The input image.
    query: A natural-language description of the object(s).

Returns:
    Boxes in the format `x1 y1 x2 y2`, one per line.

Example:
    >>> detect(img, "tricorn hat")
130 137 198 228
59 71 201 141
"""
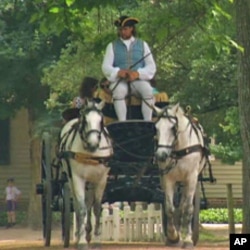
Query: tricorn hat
114 16 139 28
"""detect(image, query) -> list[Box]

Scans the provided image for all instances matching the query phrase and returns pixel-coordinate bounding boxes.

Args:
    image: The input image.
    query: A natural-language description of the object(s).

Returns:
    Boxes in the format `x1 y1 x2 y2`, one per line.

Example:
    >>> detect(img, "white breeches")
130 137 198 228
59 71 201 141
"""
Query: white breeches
110 80 154 121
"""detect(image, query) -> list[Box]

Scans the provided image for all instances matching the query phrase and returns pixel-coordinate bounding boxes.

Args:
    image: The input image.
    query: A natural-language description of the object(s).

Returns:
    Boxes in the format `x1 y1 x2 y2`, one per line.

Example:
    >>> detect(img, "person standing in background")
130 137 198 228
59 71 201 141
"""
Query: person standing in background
4 178 21 228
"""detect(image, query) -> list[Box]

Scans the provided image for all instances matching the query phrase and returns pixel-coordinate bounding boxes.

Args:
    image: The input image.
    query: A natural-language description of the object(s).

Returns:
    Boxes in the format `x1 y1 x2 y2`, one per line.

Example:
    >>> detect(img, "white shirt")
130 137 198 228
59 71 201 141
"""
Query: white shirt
5 186 21 201
102 36 156 82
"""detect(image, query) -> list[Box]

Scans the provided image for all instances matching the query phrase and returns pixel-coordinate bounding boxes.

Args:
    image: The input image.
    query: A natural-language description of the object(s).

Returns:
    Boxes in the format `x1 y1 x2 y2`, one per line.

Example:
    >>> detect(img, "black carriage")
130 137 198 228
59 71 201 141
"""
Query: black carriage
36 95 215 247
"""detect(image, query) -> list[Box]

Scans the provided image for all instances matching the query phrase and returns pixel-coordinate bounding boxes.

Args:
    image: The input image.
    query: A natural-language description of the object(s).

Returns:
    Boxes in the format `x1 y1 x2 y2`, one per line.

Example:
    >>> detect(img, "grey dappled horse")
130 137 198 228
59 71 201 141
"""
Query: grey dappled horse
59 100 113 250
153 103 207 248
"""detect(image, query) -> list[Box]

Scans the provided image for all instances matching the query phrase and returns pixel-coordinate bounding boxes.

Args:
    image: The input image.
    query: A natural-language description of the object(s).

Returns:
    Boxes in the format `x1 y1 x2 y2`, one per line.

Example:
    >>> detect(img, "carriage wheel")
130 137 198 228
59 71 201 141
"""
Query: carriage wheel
61 182 71 247
41 132 53 247
192 183 200 246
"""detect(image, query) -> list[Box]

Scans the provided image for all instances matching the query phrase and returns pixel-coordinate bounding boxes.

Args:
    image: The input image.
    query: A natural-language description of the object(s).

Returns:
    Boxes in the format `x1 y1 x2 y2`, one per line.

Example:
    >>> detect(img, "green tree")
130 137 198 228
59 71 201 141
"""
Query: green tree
0 0 69 228
235 0 250 233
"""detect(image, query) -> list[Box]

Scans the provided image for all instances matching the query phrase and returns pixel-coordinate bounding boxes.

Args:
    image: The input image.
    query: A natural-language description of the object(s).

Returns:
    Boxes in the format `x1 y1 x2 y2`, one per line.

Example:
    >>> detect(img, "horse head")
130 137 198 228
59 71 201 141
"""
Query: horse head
153 103 181 162
78 100 105 152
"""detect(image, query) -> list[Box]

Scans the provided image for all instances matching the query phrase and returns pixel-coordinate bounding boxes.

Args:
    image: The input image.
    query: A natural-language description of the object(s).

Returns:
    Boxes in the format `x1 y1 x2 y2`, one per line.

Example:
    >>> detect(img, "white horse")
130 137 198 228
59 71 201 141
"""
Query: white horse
153 103 207 248
59 100 113 250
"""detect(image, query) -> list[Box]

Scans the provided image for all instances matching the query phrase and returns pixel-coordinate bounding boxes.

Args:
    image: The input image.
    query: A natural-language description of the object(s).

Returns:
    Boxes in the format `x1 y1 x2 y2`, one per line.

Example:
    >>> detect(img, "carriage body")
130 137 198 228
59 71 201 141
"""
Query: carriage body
35 91 215 248
103 120 164 204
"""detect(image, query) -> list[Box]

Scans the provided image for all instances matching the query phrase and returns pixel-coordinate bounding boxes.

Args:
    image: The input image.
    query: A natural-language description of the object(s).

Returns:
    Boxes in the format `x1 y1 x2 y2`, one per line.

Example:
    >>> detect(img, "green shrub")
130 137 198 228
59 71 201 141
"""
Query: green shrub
200 208 242 223
0 211 27 227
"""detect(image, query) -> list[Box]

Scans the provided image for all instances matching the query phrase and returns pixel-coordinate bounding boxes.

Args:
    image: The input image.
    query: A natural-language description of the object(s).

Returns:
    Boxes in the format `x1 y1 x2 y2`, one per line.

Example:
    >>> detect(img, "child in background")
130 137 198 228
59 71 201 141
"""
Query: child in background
4 178 21 228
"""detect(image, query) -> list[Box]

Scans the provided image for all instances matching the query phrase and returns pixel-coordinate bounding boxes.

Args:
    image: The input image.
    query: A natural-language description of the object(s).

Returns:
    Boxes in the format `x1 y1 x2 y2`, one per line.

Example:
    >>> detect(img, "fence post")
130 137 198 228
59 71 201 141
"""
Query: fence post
113 202 120 241
102 202 110 240
135 202 143 240
148 203 155 241
226 183 235 234
123 202 131 241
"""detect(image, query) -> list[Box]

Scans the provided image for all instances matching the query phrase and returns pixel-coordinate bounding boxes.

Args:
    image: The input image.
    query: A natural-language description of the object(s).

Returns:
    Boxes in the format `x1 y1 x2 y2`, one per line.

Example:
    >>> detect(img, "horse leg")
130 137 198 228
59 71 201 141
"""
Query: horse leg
85 184 95 244
180 180 197 249
164 178 180 245
85 206 92 244
92 177 108 248
72 176 89 250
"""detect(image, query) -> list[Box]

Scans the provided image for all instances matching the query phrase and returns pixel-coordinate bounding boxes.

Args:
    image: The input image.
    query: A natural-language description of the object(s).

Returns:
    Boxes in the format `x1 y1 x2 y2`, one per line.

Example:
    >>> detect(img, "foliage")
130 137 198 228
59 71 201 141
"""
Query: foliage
200 208 242 224
0 0 67 120
0 211 27 227
209 106 242 164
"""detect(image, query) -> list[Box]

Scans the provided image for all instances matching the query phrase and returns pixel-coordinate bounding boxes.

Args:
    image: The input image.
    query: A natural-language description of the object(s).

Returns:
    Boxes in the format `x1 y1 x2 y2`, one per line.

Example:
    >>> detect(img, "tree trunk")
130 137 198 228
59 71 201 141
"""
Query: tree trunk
27 108 42 230
235 0 250 233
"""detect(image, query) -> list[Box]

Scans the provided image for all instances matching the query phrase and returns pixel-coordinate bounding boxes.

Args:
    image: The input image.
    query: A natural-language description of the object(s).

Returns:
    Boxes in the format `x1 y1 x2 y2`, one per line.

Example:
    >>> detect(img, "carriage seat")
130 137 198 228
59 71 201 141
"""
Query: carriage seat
61 88 169 123
95 88 169 124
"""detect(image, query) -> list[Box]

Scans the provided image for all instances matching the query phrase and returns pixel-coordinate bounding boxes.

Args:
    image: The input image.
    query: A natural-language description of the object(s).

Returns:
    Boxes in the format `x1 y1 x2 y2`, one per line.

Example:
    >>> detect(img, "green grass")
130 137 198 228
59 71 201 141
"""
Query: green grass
199 228 228 243
0 211 27 227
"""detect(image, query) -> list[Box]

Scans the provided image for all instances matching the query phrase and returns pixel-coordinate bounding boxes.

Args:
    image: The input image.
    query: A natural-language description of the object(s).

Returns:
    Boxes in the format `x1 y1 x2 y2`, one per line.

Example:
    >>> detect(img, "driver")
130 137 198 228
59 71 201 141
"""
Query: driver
102 15 156 121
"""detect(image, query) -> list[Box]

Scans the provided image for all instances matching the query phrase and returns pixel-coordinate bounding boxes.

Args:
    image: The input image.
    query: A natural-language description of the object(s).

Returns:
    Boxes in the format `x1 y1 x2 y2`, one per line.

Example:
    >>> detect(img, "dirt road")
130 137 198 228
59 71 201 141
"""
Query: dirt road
0 224 231 250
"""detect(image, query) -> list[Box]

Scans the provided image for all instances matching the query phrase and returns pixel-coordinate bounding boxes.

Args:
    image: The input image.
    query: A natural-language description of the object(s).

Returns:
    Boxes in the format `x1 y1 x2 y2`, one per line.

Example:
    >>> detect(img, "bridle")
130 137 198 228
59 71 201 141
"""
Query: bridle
58 103 113 169
155 109 179 151
155 107 205 162
78 106 104 149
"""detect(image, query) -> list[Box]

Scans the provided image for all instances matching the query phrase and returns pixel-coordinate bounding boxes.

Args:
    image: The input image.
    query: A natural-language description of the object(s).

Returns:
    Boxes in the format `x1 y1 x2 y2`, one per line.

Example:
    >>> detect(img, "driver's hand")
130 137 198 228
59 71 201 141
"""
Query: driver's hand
127 71 139 82
117 69 129 79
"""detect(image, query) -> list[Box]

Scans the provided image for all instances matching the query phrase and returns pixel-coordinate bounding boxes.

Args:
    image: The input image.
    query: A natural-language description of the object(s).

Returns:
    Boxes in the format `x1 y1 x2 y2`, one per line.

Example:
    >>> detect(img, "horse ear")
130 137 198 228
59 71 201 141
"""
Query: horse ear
152 105 163 116
172 103 180 114
96 100 105 110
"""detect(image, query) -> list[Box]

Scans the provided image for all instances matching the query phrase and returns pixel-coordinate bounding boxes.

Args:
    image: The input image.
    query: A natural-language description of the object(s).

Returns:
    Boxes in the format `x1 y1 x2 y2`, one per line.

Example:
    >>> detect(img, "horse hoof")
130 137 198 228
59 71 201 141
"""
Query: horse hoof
182 241 194 249
166 232 180 244
86 234 92 244
91 242 102 249
166 237 181 246
77 244 89 250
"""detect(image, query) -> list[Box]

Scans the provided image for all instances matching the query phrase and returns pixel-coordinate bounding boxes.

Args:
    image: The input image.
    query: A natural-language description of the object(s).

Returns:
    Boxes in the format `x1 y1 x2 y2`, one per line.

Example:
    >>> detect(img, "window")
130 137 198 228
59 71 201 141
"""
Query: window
0 119 10 165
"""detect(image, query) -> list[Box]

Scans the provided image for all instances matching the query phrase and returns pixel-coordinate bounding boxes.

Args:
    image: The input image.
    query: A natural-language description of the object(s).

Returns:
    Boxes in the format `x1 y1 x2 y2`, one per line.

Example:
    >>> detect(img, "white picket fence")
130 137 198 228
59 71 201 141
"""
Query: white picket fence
73 202 163 242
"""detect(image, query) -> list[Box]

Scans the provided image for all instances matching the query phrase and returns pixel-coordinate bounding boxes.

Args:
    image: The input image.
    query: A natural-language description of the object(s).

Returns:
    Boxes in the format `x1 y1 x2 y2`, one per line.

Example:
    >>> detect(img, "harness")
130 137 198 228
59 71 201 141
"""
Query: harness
58 107 113 174
156 108 214 182
172 144 204 158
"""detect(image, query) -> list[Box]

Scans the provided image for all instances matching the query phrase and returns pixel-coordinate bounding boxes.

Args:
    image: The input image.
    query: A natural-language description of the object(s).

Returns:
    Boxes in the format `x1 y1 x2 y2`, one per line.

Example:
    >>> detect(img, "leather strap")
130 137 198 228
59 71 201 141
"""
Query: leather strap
172 144 203 159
